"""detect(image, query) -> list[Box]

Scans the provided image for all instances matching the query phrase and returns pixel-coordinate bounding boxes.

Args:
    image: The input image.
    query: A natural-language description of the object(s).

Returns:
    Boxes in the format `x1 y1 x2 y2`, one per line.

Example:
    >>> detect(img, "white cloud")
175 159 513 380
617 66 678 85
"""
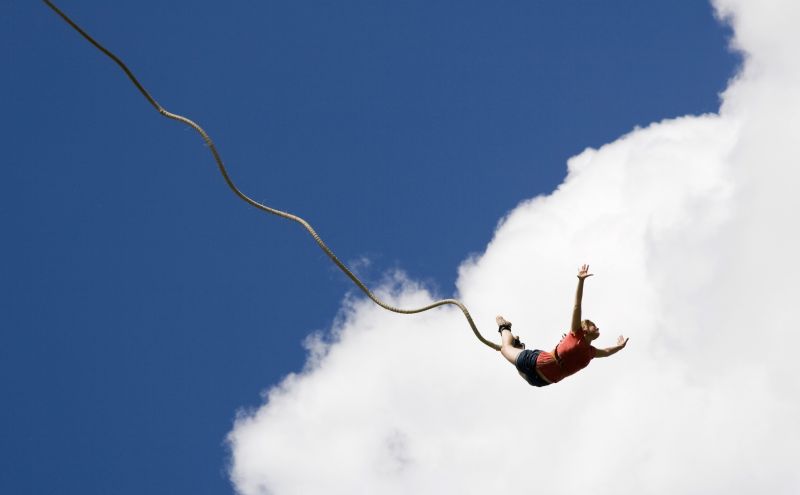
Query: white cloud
228 1 800 493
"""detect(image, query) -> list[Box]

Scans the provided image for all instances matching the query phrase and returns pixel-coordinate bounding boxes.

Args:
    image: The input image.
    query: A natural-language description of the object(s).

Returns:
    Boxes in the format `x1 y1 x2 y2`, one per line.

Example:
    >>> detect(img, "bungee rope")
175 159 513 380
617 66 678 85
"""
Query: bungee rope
43 0 501 351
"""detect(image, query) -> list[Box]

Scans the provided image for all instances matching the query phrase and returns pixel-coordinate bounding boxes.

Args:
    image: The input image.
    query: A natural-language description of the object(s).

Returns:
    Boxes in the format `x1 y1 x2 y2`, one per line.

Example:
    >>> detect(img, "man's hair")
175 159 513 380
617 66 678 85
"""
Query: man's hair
581 319 596 329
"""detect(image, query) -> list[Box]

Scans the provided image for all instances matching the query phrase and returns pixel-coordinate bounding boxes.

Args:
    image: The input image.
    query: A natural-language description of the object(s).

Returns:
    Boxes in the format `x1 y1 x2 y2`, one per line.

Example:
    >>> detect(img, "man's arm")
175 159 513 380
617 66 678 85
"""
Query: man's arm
595 336 629 358
571 264 593 334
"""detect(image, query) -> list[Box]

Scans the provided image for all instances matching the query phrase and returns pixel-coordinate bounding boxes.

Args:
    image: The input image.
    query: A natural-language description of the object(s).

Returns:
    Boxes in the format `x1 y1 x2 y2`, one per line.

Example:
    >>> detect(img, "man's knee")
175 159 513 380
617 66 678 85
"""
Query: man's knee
500 345 522 365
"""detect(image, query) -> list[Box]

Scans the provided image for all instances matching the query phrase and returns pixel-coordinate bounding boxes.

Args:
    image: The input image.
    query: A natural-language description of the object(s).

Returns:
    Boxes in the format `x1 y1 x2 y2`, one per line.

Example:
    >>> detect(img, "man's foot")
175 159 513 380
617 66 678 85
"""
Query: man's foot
497 315 523 347
496 315 512 331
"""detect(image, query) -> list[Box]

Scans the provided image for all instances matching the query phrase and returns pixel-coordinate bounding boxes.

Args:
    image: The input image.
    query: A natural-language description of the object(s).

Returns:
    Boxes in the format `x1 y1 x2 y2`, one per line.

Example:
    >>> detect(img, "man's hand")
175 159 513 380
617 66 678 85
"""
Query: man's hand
578 264 593 280
595 336 629 358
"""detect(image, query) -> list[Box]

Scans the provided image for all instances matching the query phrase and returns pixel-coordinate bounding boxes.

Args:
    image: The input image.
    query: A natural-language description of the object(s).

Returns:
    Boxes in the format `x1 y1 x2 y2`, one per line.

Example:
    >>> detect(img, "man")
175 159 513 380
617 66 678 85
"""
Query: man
497 264 628 387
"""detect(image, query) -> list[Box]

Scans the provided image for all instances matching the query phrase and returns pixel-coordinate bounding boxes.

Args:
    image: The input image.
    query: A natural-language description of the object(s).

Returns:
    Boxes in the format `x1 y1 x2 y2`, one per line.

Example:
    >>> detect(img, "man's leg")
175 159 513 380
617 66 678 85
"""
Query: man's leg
497 315 524 365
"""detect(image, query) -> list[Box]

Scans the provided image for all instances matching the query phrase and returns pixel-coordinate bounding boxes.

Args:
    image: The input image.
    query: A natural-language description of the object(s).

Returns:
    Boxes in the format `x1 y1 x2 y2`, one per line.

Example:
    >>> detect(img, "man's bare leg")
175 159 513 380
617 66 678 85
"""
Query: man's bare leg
497 315 524 365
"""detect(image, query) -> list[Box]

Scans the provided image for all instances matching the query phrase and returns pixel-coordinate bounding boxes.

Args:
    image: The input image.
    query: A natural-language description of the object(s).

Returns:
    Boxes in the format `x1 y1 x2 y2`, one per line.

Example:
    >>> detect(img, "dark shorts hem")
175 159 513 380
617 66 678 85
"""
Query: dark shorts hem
515 349 551 387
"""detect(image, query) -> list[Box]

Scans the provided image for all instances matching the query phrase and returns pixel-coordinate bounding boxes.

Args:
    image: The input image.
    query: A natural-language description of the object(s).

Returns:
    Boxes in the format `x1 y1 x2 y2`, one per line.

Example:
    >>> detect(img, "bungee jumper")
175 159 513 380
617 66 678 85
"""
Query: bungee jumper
497 264 629 387
41 2 631 369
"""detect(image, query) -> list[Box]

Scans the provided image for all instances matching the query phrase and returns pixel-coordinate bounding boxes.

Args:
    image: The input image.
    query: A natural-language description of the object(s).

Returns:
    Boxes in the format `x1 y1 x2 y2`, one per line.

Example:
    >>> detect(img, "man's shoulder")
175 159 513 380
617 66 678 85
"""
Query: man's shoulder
566 328 585 340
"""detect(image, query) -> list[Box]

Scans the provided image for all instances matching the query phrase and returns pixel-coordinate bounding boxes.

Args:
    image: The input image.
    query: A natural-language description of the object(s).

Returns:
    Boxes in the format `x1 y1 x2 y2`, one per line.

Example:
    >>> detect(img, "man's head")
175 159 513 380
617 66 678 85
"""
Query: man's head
581 319 600 341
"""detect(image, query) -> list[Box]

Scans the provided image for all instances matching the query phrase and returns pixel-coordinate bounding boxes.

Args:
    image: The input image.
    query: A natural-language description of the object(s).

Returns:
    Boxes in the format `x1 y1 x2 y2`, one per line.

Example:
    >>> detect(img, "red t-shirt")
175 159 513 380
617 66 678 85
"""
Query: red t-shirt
536 328 597 383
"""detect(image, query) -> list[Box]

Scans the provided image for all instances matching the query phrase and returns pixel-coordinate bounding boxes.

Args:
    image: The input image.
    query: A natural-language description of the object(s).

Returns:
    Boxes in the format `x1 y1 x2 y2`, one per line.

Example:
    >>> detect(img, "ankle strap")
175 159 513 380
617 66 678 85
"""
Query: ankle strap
498 323 512 333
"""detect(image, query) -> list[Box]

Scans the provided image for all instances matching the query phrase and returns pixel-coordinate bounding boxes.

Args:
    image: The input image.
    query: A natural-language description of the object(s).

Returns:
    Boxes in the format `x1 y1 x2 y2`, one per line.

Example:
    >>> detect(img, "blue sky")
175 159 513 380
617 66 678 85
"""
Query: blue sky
3 2 737 493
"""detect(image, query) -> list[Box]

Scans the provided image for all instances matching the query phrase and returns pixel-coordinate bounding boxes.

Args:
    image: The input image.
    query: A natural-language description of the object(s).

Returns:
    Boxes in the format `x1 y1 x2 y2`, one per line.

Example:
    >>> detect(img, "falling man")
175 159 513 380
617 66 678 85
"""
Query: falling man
497 264 629 387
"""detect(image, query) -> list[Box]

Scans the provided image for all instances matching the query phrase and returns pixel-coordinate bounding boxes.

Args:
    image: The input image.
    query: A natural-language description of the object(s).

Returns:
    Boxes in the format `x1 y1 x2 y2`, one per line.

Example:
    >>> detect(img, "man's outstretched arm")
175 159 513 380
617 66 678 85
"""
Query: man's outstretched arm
595 336 629 358
571 264 593 334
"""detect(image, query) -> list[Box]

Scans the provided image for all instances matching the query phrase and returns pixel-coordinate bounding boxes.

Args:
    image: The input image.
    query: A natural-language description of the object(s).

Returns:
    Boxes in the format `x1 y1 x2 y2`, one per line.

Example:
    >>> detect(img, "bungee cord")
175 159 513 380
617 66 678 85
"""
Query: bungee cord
43 0 501 351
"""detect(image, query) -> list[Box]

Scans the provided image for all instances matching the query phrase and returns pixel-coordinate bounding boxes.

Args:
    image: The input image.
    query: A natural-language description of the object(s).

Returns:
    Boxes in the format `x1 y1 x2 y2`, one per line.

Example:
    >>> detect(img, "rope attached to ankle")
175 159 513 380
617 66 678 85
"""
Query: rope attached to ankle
42 0 501 351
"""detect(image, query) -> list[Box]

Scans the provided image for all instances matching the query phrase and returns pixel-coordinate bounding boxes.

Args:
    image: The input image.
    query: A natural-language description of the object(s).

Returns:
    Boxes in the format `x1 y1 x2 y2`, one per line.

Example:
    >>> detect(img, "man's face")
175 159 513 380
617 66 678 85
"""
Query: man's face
584 324 600 340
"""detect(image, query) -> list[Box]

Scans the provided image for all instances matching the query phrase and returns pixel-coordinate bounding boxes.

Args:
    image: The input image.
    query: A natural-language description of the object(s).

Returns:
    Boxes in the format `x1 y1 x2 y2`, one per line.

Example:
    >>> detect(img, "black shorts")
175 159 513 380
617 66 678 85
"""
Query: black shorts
515 349 551 387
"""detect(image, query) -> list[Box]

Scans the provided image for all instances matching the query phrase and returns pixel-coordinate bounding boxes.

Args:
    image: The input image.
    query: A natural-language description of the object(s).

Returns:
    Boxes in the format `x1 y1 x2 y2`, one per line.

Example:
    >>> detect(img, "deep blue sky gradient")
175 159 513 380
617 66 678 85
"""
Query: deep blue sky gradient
3 2 737 493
